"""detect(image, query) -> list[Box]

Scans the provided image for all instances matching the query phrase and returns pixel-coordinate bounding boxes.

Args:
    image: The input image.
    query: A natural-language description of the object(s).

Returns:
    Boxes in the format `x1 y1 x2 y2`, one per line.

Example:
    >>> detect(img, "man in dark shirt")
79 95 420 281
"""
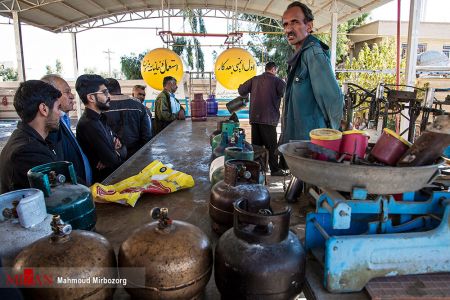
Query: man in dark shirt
42 74 93 186
104 78 152 158
75 74 127 183
0 80 61 193
238 62 287 176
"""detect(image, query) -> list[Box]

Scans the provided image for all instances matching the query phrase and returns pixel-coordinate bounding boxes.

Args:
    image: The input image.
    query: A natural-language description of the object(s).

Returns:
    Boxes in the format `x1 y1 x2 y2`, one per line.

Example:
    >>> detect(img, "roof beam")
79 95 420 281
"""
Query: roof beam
263 0 275 14
338 0 361 10
59 2 90 18
115 0 129 11
85 0 110 14
18 0 71 23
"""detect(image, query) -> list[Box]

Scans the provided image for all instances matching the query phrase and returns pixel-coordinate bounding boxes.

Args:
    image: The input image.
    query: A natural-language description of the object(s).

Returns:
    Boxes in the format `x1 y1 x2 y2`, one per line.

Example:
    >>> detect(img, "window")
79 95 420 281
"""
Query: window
443 45 450 58
417 43 427 54
401 43 427 58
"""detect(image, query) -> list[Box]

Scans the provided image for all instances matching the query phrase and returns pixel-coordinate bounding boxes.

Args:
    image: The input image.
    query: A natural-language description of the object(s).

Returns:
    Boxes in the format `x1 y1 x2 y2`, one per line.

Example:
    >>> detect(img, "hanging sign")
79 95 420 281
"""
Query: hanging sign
141 48 184 91
214 48 256 90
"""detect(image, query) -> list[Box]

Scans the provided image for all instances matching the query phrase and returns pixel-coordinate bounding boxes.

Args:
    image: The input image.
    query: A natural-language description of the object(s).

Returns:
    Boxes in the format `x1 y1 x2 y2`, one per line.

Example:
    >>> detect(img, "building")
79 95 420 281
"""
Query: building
348 20 450 59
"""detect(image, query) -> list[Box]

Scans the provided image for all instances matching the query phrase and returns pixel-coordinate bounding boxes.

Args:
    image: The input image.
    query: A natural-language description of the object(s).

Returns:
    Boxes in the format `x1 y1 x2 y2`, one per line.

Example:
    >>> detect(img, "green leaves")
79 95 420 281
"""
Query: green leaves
120 51 146 80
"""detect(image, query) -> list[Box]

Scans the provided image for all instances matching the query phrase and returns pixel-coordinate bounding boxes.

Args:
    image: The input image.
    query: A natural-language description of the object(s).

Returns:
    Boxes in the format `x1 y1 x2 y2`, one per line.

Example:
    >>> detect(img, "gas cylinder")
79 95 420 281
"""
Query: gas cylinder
191 93 207 121
28 161 96 230
215 199 306 299
226 96 249 114
398 115 450 166
0 189 52 267
213 128 247 159
118 207 212 299
211 120 240 151
210 147 266 187
209 160 270 235
206 94 218 116
13 215 117 299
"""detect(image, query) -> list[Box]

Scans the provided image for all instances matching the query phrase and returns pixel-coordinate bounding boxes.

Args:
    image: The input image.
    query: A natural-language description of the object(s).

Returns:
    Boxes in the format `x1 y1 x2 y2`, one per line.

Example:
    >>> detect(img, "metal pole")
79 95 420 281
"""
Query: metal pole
71 32 82 120
71 33 79 78
330 10 338 72
12 11 25 82
405 0 422 87
396 0 401 86
400 0 422 137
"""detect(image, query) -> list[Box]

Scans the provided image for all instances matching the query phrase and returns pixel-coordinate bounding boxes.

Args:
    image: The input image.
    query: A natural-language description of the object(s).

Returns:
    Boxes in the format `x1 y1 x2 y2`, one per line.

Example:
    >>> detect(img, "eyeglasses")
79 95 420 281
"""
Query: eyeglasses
138 93 146 97
89 89 109 96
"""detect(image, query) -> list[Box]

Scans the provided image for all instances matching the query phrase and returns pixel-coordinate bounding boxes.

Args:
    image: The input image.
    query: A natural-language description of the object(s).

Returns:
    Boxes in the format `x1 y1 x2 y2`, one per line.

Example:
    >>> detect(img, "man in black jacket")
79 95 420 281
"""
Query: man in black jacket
0 80 61 193
75 74 127 183
104 78 152 158
238 62 287 176
42 74 93 186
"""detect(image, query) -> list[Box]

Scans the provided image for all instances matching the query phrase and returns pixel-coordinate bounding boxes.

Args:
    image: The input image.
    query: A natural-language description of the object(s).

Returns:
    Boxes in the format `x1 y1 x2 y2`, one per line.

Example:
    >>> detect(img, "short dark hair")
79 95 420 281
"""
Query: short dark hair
14 80 61 123
133 84 146 91
75 74 108 104
105 78 121 95
265 61 277 71
163 76 176 87
286 1 314 23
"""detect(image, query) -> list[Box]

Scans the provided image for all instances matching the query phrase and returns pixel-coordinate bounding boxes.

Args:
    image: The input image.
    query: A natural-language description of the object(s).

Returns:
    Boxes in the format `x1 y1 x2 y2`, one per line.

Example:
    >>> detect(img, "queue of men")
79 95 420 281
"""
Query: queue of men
0 74 152 193
0 1 342 195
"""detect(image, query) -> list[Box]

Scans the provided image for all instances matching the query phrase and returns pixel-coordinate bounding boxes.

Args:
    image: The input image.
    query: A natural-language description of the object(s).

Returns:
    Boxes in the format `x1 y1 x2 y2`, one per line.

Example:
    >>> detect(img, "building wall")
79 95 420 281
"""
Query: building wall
349 21 450 58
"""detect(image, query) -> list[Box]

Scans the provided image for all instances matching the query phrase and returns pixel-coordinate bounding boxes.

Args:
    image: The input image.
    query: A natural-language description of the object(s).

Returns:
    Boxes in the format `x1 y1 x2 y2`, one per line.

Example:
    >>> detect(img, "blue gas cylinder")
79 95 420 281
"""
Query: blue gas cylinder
207 94 218 116
27 161 96 230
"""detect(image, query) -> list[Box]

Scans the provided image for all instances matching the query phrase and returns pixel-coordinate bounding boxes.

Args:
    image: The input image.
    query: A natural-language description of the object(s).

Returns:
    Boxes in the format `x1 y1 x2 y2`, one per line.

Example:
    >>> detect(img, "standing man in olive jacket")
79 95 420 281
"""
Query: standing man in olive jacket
238 62 286 176
0 80 61 193
154 76 185 134
280 1 343 145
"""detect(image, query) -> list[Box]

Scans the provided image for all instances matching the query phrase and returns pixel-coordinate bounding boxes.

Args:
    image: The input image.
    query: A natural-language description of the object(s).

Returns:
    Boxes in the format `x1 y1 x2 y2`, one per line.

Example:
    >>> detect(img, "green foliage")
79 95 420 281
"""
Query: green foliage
172 9 206 73
243 14 292 79
338 38 405 87
316 13 368 65
83 67 97 74
120 52 146 80
0 67 18 81
45 59 63 75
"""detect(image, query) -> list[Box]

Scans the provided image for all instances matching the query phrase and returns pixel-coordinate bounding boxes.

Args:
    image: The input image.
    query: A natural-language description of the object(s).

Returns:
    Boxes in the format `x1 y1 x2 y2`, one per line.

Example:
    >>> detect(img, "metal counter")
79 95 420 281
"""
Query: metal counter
97 118 225 299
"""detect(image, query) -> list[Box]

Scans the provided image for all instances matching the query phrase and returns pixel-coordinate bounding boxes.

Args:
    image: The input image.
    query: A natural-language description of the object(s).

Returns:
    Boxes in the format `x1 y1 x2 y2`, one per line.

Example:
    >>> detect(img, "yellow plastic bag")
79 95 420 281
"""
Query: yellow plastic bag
91 160 195 207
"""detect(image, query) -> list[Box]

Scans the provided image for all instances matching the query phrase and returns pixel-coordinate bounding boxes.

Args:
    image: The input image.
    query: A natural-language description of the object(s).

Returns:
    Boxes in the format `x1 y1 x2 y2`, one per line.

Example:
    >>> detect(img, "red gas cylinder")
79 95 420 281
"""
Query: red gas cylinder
191 93 207 121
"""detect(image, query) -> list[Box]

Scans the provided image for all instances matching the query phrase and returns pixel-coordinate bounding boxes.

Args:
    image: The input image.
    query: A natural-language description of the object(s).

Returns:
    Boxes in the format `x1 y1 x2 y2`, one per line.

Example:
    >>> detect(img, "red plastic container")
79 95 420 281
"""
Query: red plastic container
309 128 342 160
339 130 369 160
370 128 411 165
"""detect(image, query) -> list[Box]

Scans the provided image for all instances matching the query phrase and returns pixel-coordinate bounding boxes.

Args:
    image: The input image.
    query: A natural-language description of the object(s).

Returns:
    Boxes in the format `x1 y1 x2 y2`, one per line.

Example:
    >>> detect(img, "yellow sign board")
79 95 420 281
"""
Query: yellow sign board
141 48 184 91
214 48 256 90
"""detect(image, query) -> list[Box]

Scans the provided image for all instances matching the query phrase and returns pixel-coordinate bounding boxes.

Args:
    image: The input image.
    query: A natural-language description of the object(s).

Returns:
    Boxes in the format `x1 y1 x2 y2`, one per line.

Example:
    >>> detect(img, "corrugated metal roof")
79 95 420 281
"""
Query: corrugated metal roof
0 0 392 33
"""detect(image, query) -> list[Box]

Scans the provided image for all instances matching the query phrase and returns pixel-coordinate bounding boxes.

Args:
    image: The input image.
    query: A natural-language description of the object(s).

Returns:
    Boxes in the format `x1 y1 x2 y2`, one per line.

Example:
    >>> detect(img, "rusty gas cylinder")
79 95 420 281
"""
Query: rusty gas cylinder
191 93 207 121
215 199 306 299
118 207 212 299
12 215 117 299
209 160 270 235
398 115 450 166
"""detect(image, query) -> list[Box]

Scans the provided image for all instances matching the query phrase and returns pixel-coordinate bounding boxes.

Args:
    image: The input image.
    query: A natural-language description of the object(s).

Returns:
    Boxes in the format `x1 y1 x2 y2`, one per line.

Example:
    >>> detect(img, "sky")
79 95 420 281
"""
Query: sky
0 0 449 81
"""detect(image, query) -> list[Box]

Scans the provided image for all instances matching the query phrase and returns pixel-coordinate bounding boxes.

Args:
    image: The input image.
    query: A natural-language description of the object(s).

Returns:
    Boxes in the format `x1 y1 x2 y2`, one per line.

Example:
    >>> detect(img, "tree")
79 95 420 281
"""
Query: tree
120 52 146 80
314 13 369 65
0 67 18 81
172 9 206 73
243 14 292 79
45 59 63 75
244 14 369 77
338 38 405 87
